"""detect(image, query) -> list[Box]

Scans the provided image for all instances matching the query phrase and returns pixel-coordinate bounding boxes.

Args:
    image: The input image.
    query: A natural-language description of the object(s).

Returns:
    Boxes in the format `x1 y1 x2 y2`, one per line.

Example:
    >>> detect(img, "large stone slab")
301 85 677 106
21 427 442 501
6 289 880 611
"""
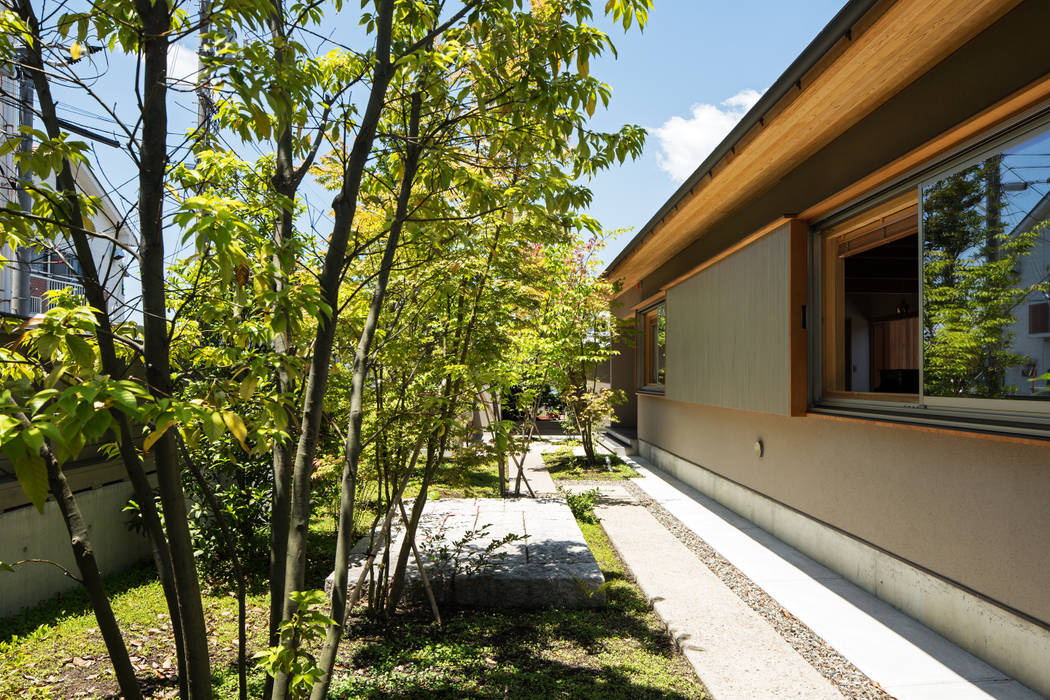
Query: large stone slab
327 497 605 608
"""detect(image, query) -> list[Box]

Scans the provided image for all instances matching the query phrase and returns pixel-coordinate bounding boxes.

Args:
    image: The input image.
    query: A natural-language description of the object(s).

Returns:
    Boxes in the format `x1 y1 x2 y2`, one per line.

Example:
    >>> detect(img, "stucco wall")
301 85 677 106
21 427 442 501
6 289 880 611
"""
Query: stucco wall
665 226 791 415
637 393 1050 625
0 479 151 617
609 336 637 427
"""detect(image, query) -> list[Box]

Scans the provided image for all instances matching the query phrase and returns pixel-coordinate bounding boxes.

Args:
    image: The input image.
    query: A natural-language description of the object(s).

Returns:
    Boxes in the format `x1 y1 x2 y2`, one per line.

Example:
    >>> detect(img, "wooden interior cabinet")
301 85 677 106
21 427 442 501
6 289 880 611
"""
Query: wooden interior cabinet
872 316 919 370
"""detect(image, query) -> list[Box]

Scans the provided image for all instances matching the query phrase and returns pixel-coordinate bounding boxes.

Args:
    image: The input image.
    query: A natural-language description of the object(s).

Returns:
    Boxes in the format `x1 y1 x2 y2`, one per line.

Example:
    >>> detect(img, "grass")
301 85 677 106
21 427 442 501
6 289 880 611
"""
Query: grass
420 456 502 500
543 446 637 481
327 516 704 699
0 565 271 699
0 455 702 699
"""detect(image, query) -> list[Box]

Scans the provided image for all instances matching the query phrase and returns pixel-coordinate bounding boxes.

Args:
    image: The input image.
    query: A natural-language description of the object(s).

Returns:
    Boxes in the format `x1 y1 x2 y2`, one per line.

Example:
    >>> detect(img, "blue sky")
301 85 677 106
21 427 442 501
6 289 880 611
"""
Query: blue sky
584 1 846 267
51 0 848 297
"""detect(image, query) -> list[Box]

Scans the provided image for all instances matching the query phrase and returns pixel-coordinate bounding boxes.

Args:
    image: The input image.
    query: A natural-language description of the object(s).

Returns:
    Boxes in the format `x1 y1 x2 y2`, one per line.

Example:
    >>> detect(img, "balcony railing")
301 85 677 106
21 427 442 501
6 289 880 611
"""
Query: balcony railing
30 275 87 313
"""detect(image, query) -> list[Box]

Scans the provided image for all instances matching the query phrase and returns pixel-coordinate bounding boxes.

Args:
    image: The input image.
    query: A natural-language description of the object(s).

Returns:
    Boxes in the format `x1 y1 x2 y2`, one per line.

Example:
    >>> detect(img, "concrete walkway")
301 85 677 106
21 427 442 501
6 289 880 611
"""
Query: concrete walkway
596 482 843 699
609 454 1042 700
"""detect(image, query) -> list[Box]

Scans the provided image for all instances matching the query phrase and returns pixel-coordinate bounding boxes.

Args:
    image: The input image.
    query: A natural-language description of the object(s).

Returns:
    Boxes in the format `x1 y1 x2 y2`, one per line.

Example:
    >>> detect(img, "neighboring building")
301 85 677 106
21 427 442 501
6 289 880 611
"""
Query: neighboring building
604 0 1050 695
0 67 130 319
0 67 142 618
0 65 19 309
7 162 131 318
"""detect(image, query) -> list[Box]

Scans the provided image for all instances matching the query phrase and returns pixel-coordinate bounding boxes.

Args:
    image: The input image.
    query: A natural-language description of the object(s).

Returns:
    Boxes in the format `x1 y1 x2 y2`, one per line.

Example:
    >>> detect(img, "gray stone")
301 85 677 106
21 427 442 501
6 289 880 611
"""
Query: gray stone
325 496 605 608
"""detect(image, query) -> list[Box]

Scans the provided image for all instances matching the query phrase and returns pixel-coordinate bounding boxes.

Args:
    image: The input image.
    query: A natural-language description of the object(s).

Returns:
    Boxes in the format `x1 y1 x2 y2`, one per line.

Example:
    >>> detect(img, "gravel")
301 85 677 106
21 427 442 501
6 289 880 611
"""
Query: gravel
607 479 894 700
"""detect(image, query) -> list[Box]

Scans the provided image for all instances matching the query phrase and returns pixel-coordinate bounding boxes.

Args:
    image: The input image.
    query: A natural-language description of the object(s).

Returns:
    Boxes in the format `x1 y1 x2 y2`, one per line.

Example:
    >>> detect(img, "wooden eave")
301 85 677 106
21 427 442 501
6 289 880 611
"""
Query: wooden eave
608 0 1022 292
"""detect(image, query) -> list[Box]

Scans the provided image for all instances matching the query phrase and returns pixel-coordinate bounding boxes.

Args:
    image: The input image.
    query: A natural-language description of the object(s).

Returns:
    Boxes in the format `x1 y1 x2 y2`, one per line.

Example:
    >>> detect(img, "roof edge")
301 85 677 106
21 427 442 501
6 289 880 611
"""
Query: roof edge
603 0 882 278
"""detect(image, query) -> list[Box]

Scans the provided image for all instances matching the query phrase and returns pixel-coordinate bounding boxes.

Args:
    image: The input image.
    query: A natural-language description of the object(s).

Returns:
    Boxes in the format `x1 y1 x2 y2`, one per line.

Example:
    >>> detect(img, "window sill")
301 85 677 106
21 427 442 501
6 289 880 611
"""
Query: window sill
809 401 1050 443
637 387 666 397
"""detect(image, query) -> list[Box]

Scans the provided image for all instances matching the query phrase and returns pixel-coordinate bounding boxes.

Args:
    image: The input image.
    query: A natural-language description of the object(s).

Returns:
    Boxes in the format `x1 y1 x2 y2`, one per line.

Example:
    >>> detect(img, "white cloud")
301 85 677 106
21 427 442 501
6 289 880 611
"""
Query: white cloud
167 42 199 84
652 88 763 182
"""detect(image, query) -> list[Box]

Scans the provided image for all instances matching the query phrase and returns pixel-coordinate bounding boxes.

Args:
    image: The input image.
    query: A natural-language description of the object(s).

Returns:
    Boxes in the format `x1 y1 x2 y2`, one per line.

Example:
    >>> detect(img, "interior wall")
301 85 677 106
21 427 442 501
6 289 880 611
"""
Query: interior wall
665 226 791 415
845 297 871 391
637 394 1050 625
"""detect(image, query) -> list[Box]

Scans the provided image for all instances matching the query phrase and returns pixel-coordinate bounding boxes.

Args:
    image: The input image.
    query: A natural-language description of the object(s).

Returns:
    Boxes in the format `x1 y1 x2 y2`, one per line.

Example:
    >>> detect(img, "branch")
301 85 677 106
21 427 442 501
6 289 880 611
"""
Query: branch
3 558 84 584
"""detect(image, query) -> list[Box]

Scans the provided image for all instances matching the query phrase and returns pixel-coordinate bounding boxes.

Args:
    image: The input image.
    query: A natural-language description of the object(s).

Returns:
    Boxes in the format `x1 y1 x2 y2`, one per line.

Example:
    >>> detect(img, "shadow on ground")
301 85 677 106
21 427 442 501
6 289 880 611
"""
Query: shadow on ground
331 568 702 699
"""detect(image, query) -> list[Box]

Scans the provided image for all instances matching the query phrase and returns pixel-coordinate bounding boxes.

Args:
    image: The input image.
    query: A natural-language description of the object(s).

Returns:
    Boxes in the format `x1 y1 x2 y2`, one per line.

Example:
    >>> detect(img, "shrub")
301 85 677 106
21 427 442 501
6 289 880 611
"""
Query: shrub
558 485 601 523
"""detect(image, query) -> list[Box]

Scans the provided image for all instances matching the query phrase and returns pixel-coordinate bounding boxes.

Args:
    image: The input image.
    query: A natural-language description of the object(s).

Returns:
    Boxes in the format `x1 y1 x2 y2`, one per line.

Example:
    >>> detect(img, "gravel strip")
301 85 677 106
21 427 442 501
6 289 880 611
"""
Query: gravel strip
612 479 893 700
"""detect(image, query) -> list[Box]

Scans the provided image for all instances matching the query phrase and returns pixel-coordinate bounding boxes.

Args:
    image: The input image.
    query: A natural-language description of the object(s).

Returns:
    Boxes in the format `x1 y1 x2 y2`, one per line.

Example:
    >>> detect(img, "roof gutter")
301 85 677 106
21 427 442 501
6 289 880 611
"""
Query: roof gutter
604 0 883 277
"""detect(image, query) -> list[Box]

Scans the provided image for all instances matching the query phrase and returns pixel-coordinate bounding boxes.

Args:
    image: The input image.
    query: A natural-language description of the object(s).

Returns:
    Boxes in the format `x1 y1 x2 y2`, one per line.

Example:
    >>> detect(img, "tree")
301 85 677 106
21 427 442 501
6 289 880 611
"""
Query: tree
0 1 652 698
923 158 1045 398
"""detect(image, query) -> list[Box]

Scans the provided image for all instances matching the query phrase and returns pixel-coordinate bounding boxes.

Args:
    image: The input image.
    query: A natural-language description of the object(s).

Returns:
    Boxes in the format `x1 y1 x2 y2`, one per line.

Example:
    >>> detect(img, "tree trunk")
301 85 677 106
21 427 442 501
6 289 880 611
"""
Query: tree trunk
309 86 425 700
12 3 191 694
182 445 248 700
133 1 214 695
272 2 397 697
265 4 299 695
41 444 142 700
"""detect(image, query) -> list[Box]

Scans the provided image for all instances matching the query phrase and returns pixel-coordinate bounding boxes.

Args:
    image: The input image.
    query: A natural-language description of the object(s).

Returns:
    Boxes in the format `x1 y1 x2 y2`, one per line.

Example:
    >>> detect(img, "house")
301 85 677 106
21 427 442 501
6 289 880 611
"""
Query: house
0 68 142 617
0 67 130 320
603 0 1050 694
0 161 131 319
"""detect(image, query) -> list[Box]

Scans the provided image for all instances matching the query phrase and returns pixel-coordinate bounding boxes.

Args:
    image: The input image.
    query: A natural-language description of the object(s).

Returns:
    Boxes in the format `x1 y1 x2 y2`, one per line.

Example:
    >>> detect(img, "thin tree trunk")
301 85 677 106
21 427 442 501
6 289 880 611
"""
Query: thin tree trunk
133 1 214 695
181 444 248 700
272 3 397 697
265 3 298 694
39 442 143 700
397 498 442 624
11 3 191 693
309 87 425 700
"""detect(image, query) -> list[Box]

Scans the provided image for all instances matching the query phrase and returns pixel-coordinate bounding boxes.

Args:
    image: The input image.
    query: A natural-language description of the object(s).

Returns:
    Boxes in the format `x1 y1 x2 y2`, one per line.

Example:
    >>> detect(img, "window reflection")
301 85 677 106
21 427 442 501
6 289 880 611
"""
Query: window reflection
922 128 1050 400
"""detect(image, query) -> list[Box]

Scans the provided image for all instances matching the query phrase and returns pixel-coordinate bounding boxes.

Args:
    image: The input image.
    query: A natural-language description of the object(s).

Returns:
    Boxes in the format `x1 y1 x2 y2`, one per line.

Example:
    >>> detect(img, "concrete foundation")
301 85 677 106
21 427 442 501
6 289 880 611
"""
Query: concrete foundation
637 439 1050 698
0 479 151 617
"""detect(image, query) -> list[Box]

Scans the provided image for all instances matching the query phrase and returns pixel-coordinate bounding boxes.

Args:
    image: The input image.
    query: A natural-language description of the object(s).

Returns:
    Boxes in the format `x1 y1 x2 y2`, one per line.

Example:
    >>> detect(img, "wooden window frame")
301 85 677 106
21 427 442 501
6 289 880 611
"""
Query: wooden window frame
640 303 665 393
820 192 920 404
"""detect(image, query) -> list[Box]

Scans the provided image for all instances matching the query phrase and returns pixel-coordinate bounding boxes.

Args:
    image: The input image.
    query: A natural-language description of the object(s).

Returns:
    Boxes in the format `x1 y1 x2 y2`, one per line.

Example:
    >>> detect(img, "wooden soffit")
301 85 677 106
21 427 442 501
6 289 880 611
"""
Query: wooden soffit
610 0 1022 291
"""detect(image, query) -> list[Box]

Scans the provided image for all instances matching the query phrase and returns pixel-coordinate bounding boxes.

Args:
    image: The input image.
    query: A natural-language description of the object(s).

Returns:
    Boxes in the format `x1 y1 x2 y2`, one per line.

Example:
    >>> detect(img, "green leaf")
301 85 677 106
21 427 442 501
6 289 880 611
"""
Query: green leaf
239 375 259 401
0 562 15 573
15 452 48 514
66 335 93 368
107 385 138 413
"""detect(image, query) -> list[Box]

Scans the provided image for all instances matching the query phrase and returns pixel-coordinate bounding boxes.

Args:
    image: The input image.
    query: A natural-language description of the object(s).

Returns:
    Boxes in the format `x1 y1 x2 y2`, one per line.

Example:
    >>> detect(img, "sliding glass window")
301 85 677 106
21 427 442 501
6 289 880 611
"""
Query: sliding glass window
819 118 1050 424
641 303 666 391
821 195 920 402
921 123 1050 413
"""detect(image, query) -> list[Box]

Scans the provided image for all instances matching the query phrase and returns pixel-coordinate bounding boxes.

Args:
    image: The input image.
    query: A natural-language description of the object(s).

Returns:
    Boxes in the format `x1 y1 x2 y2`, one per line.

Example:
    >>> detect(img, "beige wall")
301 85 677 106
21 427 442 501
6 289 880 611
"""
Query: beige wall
0 478 152 616
665 226 791 415
637 394 1050 625
609 335 637 427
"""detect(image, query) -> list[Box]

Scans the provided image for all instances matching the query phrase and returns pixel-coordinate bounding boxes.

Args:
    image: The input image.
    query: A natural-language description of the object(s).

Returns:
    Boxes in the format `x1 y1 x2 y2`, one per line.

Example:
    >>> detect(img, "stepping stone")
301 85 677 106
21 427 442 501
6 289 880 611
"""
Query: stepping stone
326 496 605 608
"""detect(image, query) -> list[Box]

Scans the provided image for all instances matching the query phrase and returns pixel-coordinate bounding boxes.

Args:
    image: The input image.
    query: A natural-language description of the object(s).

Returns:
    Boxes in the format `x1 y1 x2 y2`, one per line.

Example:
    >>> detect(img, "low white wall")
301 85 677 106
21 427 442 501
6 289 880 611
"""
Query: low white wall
0 479 151 617
639 439 1050 698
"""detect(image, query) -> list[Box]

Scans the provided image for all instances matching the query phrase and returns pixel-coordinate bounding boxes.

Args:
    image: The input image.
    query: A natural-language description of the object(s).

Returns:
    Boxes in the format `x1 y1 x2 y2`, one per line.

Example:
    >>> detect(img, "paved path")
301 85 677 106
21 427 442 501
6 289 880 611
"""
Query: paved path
517 442 557 495
615 455 1042 700
600 497 843 699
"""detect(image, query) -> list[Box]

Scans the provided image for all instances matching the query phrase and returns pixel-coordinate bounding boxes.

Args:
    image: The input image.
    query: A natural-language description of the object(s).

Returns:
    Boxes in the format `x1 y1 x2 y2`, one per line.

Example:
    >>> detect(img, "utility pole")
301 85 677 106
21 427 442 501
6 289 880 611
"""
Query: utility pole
196 0 213 141
12 49 34 316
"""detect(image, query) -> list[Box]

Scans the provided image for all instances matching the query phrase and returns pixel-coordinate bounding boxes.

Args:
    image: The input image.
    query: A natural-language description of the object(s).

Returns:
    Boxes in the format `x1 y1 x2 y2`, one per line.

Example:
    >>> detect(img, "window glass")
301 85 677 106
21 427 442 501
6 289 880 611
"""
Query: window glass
643 304 665 388
821 198 919 398
922 127 1050 401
